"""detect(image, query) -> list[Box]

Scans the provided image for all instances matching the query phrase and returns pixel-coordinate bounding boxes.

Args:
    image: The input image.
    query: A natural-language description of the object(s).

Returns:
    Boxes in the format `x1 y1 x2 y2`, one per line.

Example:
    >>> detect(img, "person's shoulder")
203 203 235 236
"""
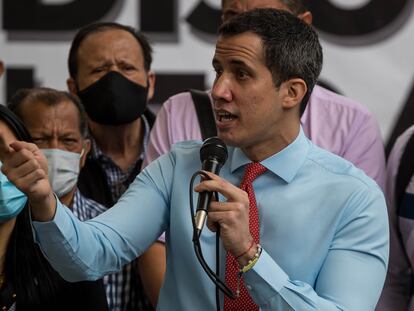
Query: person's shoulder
163 90 212 109
306 142 381 192
164 91 196 107
158 91 200 119
310 85 372 117
170 139 203 152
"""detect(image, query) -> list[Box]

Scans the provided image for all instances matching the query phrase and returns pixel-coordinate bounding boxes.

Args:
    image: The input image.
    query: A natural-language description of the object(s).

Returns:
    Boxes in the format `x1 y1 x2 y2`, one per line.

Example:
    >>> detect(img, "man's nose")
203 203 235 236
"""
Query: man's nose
212 74 233 104
46 137 59 149
109 65 122 74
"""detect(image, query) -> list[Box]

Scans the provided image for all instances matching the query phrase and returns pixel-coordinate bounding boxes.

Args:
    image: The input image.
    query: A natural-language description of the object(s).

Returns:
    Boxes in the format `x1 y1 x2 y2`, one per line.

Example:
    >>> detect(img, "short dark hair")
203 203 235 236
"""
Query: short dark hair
68 22 153 80
221 0 308 15
219 8 322 114
8 87 88 138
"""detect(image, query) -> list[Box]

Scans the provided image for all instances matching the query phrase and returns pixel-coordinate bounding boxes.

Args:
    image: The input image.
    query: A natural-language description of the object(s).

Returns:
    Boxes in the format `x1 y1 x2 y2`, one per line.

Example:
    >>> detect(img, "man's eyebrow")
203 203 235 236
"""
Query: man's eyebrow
89 60 112 68
229 59 248 67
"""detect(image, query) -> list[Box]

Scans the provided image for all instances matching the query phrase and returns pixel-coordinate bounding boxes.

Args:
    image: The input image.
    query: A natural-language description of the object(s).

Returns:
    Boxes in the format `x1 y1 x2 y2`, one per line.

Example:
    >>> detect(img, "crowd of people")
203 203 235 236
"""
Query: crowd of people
0 1 412 310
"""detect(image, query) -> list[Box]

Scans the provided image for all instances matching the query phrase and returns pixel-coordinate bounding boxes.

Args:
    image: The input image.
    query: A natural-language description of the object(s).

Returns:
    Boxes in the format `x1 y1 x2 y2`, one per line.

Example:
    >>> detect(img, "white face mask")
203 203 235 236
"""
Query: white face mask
41 149 82 198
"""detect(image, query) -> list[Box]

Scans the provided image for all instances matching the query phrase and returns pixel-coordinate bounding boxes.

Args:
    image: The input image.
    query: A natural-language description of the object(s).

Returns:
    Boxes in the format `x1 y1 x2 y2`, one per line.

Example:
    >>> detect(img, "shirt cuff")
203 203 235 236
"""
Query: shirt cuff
243 247 289 306
32 197 73 244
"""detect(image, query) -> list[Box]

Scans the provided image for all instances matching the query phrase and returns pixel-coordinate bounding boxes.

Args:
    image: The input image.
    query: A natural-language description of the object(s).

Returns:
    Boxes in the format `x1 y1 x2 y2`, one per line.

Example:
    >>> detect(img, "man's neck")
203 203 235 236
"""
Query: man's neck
242 120 300 162
89 118 144 171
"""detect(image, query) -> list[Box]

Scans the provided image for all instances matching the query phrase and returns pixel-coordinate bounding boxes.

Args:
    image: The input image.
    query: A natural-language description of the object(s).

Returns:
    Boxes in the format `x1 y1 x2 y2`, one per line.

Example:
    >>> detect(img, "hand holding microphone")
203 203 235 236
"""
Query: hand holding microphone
194 137 228 237
194 137 255 257
192 137 253 299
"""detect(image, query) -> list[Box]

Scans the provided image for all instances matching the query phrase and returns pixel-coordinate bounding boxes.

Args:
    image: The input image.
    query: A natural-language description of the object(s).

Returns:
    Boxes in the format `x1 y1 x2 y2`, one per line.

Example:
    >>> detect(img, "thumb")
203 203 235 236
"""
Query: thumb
9 140 39 153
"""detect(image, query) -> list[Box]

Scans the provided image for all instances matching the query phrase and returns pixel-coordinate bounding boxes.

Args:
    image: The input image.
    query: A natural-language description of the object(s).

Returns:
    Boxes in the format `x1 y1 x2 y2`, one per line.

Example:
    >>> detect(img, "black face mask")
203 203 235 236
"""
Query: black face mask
77 71 149 126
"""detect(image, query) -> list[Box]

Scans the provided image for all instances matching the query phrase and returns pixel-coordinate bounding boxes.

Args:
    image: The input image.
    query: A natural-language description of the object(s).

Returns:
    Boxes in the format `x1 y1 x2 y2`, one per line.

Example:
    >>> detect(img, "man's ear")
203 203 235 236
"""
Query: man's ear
79 138 91 168
146 71 156 101
67 77 77 95
298 11 313 25
281 78 307 110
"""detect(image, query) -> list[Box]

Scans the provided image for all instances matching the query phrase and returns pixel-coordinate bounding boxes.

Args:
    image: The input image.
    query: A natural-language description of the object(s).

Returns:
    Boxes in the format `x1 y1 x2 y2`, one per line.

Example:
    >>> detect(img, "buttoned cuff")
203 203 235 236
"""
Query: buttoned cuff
243 247 289 306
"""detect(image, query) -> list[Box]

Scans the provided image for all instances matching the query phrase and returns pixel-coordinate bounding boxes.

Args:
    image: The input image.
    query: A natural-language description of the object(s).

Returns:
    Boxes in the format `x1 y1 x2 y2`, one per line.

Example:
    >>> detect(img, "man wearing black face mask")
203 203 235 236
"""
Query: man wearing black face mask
66 22 158 311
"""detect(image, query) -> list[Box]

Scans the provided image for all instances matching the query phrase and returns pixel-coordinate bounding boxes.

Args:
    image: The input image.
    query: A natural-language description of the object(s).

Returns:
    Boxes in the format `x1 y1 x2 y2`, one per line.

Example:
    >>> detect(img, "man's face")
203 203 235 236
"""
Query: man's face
211 32 289 156
73 29 150 92
222 0 289 22
20 100 85 155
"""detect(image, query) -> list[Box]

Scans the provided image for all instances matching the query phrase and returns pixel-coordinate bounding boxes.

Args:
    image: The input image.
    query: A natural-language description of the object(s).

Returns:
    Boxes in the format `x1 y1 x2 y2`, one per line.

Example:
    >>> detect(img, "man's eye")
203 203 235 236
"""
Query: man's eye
237 70 248 79
64 138 76 143
92 67 105 74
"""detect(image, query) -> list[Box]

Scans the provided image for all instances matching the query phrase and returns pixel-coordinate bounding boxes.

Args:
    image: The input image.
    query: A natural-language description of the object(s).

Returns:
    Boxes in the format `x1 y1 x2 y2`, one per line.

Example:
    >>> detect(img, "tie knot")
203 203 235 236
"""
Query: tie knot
241 162 267 186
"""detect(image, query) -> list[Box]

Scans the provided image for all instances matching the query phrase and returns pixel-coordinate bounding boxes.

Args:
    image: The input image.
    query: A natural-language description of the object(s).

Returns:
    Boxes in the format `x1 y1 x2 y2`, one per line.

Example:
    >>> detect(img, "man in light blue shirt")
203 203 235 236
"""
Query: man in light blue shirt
0 9 388 310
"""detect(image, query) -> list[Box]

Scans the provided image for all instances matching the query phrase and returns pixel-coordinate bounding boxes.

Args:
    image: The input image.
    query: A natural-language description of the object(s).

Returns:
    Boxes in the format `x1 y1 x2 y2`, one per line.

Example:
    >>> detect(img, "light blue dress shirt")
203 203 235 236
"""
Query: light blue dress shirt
33 129 389 310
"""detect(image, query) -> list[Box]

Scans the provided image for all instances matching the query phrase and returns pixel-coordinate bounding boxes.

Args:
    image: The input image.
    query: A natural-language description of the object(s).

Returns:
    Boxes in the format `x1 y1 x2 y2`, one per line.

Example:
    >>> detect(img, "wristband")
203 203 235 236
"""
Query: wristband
236 244 262 297
235 239 255 260
239 244 262 274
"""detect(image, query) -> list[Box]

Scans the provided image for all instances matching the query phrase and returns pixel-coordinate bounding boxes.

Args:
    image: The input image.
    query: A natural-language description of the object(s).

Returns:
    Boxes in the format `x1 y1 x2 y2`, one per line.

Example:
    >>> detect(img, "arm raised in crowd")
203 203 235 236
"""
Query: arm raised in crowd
0 134 56 221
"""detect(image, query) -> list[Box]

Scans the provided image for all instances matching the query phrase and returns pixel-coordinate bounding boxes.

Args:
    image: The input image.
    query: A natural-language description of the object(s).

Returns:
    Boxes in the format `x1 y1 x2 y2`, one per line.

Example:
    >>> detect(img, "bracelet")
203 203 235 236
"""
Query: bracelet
235 239 255 260
235 244 262 297
239 244 262 274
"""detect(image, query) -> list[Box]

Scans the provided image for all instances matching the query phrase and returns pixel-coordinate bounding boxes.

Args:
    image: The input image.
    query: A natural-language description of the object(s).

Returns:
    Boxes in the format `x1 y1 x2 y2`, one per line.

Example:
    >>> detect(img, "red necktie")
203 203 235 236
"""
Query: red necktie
224 162 267 311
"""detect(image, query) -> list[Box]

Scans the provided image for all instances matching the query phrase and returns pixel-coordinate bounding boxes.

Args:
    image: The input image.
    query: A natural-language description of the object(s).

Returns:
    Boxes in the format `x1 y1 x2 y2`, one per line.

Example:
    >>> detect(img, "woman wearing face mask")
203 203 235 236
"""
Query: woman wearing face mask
0 105 108 310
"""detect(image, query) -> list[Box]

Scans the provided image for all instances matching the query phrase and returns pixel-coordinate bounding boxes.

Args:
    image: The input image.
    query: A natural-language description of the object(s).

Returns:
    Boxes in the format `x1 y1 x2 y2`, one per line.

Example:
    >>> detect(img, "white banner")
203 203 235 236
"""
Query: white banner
1 0 413 143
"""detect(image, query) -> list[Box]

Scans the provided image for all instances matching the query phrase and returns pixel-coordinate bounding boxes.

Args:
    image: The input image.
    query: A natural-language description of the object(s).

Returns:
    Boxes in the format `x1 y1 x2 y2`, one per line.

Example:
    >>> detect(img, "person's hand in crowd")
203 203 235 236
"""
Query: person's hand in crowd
0 133 56 221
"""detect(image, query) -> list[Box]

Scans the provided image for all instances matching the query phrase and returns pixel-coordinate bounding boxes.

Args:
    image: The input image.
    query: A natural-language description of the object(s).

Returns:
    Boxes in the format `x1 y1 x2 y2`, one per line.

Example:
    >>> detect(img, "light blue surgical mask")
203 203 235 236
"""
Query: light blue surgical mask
41 149 82 198
0 161 27 223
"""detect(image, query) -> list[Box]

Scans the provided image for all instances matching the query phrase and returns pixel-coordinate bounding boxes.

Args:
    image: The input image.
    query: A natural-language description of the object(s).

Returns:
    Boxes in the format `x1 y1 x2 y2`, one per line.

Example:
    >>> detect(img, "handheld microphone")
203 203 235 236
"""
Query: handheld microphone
194 137 228 237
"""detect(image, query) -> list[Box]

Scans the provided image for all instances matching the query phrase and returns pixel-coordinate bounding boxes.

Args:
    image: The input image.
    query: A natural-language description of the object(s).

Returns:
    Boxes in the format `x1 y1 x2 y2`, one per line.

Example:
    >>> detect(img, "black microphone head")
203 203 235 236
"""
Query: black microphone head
200 136 228 165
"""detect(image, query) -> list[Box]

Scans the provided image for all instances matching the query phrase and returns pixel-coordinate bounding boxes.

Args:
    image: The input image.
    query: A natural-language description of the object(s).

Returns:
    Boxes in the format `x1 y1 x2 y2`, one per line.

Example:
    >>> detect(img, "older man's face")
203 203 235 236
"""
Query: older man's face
20 100 85 154
74 29 150 92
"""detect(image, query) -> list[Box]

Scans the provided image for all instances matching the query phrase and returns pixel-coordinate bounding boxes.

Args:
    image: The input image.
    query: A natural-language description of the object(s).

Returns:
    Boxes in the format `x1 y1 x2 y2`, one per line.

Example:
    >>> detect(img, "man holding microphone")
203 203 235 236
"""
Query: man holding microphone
0 9 388 310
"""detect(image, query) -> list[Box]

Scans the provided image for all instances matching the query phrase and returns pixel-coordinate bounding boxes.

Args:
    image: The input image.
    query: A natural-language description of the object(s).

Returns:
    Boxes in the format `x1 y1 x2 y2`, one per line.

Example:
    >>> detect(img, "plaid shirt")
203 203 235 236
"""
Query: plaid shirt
71 189 107 221
85 115 152 311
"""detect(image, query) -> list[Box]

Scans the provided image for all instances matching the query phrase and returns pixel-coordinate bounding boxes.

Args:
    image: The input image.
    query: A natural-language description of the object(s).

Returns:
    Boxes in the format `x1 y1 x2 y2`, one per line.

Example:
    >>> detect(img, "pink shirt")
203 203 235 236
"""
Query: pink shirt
144 85 385 189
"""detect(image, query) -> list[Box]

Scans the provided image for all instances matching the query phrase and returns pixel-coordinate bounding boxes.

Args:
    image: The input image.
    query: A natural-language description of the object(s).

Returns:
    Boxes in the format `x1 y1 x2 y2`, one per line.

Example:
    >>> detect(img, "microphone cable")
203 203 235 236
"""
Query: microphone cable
189 170 236 311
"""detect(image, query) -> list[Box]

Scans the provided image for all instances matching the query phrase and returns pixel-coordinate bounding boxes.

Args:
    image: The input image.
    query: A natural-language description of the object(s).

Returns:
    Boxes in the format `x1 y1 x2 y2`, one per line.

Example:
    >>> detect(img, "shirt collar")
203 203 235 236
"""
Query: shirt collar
229 127 310 183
